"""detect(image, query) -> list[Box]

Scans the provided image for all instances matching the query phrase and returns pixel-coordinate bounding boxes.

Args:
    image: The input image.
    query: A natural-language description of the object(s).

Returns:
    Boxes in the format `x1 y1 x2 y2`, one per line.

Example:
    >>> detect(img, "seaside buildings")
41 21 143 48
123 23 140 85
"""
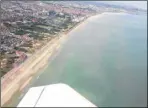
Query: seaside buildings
0 1 145 77
0 1 95 77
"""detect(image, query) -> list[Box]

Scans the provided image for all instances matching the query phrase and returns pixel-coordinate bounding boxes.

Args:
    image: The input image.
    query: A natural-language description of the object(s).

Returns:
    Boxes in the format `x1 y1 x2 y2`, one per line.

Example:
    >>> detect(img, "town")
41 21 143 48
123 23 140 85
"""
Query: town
0 1 97 77
0 1 146 77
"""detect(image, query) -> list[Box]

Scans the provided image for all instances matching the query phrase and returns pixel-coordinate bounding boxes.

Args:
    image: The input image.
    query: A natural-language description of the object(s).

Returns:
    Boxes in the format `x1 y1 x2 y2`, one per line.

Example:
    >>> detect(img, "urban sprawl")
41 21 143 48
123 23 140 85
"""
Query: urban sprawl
0 1 146 77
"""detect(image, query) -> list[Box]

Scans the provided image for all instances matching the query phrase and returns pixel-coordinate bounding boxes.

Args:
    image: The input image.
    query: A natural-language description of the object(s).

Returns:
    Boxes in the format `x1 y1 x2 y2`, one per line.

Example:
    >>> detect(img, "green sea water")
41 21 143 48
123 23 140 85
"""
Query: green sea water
13 13 147 107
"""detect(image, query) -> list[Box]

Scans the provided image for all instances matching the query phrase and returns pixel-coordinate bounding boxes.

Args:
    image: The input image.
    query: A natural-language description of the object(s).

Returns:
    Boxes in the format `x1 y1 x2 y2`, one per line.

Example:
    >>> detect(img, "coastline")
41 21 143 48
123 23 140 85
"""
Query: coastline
1 14 97 107
88 12 128 21
1 12 128 106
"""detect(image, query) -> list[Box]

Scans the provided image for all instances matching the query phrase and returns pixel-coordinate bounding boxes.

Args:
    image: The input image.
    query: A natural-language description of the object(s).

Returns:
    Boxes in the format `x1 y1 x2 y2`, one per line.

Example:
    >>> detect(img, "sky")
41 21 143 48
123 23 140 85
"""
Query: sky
99 1 147 10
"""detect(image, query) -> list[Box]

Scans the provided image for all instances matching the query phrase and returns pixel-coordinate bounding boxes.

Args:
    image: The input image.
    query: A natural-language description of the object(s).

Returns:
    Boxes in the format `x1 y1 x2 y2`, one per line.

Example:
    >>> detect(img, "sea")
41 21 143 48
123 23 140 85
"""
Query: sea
8 13 147 107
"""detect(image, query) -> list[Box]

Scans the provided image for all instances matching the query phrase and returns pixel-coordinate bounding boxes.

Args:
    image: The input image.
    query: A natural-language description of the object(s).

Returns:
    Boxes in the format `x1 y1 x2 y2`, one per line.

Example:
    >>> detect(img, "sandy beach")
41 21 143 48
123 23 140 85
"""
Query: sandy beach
1 12 125 106
1 14 100 106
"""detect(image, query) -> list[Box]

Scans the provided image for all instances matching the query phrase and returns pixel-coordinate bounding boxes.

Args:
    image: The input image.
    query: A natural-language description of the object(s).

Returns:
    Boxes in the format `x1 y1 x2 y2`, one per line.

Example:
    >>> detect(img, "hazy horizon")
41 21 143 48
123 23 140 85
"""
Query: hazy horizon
98 1 147 10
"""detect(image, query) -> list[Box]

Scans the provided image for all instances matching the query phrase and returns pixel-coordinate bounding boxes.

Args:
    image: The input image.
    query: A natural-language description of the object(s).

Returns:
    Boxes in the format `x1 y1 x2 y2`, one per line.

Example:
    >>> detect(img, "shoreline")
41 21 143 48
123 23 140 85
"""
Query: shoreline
1 14 96 107
1 12 127 106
